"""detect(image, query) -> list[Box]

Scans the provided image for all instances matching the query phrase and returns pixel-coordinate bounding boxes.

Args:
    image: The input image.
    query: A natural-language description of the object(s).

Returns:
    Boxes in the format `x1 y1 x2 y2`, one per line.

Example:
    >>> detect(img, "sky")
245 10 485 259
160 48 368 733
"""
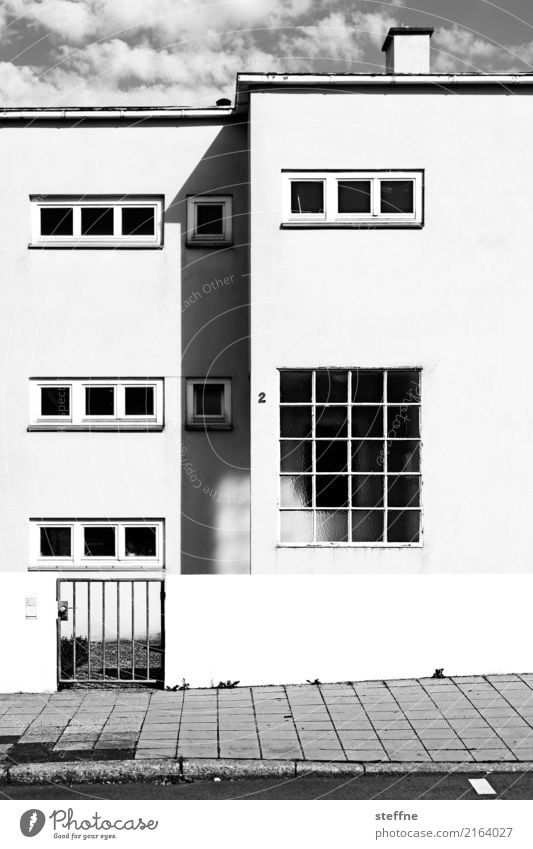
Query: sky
1 0 533 106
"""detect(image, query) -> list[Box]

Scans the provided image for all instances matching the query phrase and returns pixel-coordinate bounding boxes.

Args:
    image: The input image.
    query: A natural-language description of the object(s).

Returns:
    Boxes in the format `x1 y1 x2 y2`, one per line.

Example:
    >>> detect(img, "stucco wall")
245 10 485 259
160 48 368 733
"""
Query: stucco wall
249 89 533 574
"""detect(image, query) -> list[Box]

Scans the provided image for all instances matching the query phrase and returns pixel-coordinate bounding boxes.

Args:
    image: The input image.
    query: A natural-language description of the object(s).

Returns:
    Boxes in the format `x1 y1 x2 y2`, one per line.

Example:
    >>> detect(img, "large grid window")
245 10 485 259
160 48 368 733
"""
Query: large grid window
279 368 421 546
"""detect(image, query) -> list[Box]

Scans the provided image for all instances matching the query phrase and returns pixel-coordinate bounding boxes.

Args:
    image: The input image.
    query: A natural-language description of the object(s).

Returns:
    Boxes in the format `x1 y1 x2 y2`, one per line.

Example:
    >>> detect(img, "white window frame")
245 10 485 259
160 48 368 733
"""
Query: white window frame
29 519 164 570
277 368 422 548
186 378 232 429
29 195 164 247
282 171 423 227
186 195 232 245
29 378 163 430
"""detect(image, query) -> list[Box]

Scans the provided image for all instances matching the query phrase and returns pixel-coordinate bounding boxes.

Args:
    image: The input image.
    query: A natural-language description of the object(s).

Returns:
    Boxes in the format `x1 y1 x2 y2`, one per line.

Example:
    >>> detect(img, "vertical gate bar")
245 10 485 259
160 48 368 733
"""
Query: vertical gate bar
57 580 62 684
72 582 77 681
131 581 135 681
102 581 106 680
117 581 121 681
146 582 150 680
87 581 91 680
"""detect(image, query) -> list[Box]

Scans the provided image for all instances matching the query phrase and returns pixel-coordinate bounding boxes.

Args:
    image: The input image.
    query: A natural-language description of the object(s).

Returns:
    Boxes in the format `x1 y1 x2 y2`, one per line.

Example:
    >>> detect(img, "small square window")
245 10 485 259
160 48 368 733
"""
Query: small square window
122 207 155 236
40 526 71 557
290 181 324 215
81 207 114 236
40 207 73 236
85 386 115 417
187 196 232 245
186 378 232 428
338 180 371 214
84 526 116 557
125 386 155 417
125 526 157 557
41 386 70 417
380 180 414 214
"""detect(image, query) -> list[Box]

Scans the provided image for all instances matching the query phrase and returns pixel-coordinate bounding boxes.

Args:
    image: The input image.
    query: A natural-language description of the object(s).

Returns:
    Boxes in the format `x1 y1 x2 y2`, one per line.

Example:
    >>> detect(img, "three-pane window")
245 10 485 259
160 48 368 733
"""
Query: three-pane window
30 196 163 246
283 171 423 226
279 368 422 545
31 520 163 568
29 379 163 429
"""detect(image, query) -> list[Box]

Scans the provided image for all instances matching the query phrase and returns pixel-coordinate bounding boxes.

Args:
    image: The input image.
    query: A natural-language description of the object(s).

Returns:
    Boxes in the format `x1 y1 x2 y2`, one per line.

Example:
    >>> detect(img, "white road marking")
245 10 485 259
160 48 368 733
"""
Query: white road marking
469 778 496 795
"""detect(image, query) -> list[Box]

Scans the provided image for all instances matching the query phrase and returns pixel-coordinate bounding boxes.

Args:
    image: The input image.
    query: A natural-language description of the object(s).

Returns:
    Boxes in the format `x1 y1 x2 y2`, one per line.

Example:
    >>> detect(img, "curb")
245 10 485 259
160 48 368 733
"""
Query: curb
3 758 533 785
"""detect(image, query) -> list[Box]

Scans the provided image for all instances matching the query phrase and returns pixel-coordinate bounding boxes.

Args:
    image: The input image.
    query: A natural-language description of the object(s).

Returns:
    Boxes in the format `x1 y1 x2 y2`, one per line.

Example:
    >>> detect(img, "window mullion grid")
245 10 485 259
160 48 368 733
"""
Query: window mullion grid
347 369 352 544
383 369 388 543
311 369 316 543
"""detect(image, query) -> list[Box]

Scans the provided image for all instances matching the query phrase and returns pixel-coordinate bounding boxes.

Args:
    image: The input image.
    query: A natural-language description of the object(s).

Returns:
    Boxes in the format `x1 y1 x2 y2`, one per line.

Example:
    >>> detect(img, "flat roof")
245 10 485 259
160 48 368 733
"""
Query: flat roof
2 72 533 121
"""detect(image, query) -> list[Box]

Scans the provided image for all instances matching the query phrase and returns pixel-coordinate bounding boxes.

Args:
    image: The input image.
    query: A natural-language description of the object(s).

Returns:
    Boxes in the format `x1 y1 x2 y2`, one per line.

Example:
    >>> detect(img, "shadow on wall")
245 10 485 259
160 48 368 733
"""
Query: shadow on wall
167 123 250 575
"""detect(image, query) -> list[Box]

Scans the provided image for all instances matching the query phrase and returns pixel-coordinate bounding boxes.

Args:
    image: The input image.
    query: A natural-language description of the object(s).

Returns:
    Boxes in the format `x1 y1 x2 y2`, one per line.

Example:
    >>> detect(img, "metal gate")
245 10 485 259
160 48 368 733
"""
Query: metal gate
57 580 165 687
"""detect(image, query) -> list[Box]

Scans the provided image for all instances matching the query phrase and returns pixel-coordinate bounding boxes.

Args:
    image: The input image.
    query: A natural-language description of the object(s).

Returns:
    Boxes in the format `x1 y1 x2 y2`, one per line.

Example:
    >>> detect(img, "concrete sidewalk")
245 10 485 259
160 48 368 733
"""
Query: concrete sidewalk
2 674 533 772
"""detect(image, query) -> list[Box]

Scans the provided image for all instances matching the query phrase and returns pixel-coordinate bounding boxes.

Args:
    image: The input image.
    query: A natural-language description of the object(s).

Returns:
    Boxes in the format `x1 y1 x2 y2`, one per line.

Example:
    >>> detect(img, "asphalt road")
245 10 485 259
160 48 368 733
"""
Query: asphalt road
1 773 532 800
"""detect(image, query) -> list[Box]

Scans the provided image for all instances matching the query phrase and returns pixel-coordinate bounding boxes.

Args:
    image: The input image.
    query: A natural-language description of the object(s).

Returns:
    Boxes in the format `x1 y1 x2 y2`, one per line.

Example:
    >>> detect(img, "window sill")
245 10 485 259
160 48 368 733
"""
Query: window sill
280 222 423 230
27 424 164 432
28 565 165 571
276 542 422 549
186 240 234 249
28 242 163 250
185 422 233 430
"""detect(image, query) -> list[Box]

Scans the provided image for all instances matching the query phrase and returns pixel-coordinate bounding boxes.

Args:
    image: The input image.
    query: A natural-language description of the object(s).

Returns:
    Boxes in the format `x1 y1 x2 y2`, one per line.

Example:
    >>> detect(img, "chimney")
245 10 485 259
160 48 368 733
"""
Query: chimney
381 27 434 74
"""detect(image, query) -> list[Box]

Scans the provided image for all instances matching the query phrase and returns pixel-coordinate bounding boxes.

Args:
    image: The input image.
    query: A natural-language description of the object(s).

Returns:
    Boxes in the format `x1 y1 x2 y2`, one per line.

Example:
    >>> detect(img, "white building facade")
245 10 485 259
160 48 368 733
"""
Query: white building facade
1 29 533 691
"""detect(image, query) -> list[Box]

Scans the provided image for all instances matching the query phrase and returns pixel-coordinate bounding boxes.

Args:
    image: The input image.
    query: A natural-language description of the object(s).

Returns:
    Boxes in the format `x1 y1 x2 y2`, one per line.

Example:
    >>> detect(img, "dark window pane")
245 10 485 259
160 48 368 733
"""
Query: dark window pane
338 180 371 214
351 475 384 508
380 180 414 214
316 441 347 473
387 370 420 403
388 475 420 508
280 475 312 508
122 206 155 236
351 440 385 472
352 510 384 542
352 370 383 403
40 207 73 236
125 386 154 416
290 181 324 214
316 474 349 507
40 526 71 557
41 386 70 416
388 441 420 473
195 384 223 417
85 387 114 416
280 440 312 473
316 511 348 542
84 526 116 557
125 526 156 557
280 511 313 543
280 406 312 438
351 406 383 438
196 203 224 236
316 370 348 403
387 510 420 543
316 406 347 438
387 406 419 438
122 207 155 236
280 371 312 403
81 207 114 236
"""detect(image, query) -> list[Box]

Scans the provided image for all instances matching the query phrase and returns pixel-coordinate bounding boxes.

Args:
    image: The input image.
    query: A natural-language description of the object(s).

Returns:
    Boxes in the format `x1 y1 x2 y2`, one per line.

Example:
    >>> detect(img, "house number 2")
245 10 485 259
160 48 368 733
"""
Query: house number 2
258 392 266 403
